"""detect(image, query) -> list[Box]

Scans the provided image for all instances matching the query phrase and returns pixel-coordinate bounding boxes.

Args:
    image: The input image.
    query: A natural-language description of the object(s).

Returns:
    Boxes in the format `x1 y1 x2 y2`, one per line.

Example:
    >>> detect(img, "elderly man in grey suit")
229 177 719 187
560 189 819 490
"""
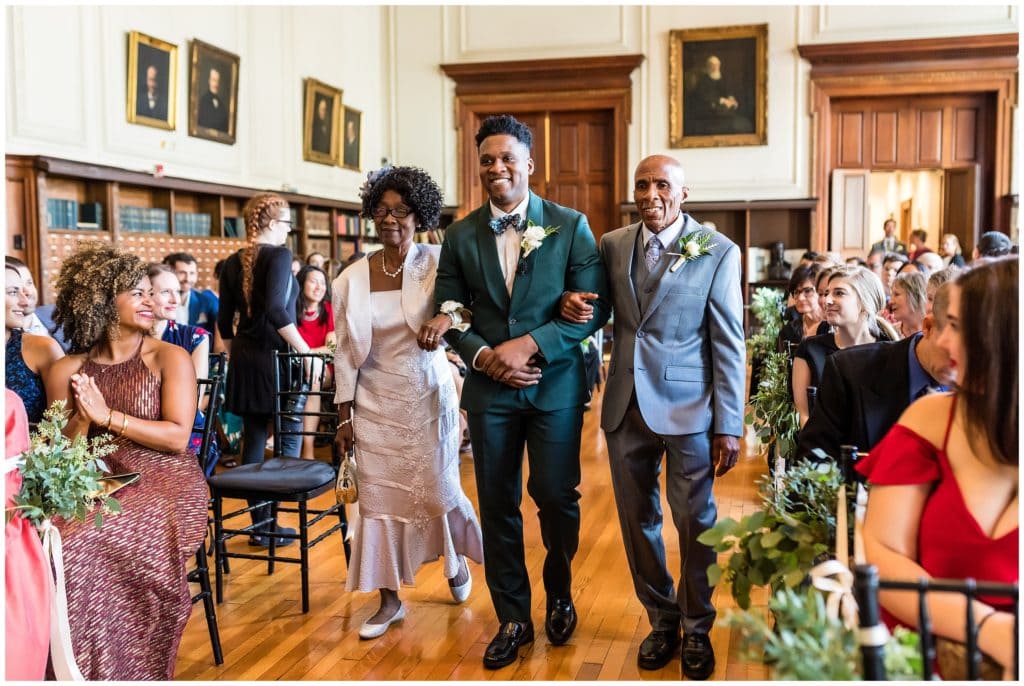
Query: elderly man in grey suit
561 154 745 680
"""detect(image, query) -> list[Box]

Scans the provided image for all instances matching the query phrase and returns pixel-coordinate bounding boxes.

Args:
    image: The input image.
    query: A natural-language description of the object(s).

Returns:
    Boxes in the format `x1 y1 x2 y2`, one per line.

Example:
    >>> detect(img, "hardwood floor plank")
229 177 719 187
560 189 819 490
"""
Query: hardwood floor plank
177 385 769 679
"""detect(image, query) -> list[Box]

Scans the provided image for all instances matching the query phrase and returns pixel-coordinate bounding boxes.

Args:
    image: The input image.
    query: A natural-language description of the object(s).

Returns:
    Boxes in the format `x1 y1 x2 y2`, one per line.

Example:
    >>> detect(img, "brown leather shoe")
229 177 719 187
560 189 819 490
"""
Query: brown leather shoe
483 621 534 669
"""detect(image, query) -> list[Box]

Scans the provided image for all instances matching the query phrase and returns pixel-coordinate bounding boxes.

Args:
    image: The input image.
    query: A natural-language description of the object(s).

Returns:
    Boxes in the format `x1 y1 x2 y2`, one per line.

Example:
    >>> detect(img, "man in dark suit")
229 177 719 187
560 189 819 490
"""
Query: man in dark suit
310 97 332 155
797 283 956 463
136 65 167 121
196 66 230 132
870 218 908 255
163 252 218 327
435 114 609 670
561 155 746 679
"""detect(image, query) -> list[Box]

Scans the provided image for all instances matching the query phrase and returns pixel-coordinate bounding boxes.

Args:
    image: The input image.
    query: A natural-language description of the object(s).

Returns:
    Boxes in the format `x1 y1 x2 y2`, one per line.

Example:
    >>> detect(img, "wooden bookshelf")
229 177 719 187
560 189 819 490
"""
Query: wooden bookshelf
6 155 455 303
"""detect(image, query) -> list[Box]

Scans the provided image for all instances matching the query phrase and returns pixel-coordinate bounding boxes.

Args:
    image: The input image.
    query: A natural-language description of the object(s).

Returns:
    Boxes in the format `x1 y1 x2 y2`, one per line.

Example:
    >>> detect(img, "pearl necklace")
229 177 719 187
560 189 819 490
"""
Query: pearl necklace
381 252 404 278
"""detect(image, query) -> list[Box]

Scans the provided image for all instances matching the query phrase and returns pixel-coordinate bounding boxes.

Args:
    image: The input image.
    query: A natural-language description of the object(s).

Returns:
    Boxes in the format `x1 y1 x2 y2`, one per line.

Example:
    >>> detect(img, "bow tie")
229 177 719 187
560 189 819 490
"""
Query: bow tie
489 214 524 235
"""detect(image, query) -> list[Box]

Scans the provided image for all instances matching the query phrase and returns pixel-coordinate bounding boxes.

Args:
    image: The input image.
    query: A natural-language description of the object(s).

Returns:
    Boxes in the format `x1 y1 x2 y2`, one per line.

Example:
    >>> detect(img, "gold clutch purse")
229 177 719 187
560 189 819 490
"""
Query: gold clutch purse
335 452 358 505
91 472 141 498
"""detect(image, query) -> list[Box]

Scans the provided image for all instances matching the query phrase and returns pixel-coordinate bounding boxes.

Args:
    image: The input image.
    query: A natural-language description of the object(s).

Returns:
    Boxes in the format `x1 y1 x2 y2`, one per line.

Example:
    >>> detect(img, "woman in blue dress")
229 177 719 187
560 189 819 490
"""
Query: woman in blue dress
148 263 219 472
5 263 63 423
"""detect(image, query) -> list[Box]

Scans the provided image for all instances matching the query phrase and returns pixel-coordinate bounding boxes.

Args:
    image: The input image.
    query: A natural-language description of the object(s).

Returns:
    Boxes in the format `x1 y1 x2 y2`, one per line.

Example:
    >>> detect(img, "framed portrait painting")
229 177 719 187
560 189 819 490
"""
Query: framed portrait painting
341 106 362 171
669 24 767 148
303 78 343 166
126 31 177 130
188 39 240 144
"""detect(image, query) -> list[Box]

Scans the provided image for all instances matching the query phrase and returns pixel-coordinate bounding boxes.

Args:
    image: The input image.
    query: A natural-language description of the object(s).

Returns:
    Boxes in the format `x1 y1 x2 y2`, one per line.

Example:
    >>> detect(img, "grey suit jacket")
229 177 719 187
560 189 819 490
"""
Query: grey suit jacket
600 214 746 437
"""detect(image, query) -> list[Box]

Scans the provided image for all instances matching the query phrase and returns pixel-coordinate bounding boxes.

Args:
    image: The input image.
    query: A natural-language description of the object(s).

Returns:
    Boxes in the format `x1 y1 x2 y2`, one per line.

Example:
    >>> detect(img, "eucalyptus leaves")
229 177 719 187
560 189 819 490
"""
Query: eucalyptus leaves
10 400 121 529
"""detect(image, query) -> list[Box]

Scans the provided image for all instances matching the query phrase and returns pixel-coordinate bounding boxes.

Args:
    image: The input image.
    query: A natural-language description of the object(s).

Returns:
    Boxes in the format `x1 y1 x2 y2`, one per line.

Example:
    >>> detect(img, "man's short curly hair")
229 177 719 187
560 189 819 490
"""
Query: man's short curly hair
53 240 149 353
359 166 443 231
475 114 533 150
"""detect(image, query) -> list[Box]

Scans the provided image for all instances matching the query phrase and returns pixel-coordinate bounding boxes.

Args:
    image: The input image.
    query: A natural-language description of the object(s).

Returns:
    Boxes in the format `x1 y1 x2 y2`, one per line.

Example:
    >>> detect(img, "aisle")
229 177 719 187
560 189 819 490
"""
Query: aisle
175 387 771 680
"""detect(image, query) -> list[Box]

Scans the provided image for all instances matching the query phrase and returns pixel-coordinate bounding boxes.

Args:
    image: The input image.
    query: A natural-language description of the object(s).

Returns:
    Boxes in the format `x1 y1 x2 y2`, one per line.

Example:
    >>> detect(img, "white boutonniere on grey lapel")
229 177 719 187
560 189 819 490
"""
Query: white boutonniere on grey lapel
667 230 717 273
520 220 560 259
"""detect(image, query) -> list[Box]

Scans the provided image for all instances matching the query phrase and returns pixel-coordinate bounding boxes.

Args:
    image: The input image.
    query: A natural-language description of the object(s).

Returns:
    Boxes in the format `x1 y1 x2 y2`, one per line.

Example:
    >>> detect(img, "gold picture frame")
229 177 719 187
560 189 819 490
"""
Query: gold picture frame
126 31 178 130
188 39 240 145
669 24 767 148
303 78 343 166
340 106 362 171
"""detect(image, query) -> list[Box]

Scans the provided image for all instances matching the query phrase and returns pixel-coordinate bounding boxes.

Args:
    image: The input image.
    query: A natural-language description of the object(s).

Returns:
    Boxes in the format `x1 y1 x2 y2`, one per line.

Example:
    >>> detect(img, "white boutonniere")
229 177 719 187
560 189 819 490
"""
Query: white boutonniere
439 300 471 333
520 220 559 259
667 231 717 272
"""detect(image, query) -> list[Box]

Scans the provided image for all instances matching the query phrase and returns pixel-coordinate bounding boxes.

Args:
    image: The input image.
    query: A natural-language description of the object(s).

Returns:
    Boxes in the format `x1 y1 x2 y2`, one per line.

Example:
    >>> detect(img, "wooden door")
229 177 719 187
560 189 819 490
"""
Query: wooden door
829 169 870 256
942 165 980 255
467 109 617 242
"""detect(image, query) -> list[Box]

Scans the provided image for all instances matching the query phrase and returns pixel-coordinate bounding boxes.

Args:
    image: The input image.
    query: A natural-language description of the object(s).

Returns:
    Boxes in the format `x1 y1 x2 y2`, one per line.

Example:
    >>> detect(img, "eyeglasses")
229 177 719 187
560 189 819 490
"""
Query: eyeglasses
793 286 816 298
371 206 412 220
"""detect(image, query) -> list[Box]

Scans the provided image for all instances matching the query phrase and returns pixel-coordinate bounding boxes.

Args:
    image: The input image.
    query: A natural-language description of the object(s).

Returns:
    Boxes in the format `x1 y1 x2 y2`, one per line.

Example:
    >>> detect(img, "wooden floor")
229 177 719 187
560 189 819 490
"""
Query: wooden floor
175 387 771 680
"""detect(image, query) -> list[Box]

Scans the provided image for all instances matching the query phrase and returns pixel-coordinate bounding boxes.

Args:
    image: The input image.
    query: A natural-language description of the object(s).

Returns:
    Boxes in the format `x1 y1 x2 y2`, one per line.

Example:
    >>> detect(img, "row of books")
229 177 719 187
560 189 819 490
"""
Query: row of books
174 212 212 236
46 199 103 230
119 206 169 233
306 210 331 237
336 213 372 237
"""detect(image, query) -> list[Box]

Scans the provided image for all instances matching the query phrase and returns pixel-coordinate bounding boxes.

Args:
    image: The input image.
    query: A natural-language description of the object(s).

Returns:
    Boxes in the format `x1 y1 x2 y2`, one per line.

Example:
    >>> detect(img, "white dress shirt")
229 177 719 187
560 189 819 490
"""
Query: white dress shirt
491 195 530 295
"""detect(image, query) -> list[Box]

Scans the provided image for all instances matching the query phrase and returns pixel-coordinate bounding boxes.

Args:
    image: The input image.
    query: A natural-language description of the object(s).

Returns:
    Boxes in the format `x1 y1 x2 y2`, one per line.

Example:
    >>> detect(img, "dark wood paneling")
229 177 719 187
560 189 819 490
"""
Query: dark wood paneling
838 112 865 167
873 111 898 165
917 108 943 165
953 106 979 162
555 122 579 176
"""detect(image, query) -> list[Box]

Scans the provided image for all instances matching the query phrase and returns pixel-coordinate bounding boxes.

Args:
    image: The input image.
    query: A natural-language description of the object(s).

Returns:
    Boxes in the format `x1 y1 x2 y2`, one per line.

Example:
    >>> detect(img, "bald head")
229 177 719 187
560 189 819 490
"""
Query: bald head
634 155 688 233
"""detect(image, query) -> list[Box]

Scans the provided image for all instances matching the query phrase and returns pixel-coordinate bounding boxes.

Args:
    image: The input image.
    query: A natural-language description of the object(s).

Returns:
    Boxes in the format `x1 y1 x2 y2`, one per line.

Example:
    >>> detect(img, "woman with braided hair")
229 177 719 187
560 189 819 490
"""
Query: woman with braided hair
217 192 310 546
42 240 207 679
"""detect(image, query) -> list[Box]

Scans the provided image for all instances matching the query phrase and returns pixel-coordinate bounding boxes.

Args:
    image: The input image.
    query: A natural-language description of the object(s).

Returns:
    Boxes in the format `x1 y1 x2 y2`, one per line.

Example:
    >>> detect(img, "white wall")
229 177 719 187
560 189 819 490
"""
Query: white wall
6 5 1018 207
5 5 383 203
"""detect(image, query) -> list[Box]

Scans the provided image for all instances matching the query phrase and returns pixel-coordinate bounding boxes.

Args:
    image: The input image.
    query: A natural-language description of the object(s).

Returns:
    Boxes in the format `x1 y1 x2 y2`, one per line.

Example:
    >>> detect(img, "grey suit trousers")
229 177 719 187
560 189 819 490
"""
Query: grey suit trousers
605 392 717 635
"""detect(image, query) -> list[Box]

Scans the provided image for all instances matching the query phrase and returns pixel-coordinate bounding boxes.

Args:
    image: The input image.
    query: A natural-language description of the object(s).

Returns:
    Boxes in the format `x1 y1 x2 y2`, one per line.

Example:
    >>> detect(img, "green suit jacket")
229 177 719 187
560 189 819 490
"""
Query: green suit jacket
435 192 610 413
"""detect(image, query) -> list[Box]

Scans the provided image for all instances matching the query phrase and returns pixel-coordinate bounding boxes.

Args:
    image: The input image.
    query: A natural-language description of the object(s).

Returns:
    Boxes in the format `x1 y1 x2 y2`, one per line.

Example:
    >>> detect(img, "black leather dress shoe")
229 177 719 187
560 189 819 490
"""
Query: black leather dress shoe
483 621 534 670
681 632 715 680
637 629 681 670
545 598 577 645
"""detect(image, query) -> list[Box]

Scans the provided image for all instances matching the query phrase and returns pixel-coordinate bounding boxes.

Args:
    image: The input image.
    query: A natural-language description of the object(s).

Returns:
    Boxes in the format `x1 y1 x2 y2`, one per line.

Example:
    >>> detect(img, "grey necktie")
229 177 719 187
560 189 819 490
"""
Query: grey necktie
645 236 663 272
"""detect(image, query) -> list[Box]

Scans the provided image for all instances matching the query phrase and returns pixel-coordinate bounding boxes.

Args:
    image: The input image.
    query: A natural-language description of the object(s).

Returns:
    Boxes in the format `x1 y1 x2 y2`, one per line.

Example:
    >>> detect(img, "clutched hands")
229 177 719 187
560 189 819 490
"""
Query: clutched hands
478 335 542 389
417 314 453 351
559 291 599 324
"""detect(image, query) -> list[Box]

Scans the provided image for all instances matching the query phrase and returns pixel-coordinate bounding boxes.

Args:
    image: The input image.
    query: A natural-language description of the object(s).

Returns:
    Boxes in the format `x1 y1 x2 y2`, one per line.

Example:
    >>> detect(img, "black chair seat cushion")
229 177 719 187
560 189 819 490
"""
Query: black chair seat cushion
208 458 336 495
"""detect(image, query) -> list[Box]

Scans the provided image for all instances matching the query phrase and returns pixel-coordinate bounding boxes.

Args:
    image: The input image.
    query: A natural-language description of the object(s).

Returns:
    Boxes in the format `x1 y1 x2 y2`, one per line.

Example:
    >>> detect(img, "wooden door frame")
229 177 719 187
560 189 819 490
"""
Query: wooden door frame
440 54 644 219
798 33 1017 250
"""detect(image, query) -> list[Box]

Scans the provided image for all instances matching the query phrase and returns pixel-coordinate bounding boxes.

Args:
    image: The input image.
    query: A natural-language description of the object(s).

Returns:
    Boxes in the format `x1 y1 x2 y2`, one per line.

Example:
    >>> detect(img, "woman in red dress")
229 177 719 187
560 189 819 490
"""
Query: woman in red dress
857 257 1018 677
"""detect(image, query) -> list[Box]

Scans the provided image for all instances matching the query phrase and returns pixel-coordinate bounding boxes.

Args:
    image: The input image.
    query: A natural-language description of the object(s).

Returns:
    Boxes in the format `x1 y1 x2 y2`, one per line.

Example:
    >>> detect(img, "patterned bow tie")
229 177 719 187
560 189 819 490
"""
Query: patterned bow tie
489 214 524 235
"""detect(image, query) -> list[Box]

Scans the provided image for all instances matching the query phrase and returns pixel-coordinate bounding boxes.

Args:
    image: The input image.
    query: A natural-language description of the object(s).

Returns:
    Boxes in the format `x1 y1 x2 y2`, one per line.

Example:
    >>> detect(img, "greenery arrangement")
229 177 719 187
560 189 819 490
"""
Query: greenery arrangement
698 461 844 609
10 401 121 529
746 349 801 461
724 586 923 680
746 287 784 360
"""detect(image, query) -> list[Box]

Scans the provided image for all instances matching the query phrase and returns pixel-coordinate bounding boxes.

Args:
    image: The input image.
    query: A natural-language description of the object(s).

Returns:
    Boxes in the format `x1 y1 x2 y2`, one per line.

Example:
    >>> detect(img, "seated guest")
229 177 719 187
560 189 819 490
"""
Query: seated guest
865 247 886 282
907 229 932 262
43 241 207 680
797 282 955 463
5 257 49 337
148 263 219 473
888 271 927 338
857 257 1018 678
162 251 218 327
881 252 908 297
776 264 827 355
793 266 896 426
845 256 867 267
295 264 335 459
973 230 1014 260
5 264 64 423
5 390 51 681
926 266 963 315
915 251 944 274
940 233 967 267
305 251 326 269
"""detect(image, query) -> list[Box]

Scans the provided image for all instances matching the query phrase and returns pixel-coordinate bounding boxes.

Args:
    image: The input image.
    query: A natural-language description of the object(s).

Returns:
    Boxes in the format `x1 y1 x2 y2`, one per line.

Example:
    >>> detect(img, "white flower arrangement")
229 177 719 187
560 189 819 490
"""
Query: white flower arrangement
668 230 717 272
440 300 471 332
521 220 560 258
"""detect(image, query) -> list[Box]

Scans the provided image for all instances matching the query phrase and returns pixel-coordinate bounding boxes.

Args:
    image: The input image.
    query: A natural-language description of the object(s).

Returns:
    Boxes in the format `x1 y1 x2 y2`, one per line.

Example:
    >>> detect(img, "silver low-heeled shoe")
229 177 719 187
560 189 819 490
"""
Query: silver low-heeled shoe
449 557 472 603
358 603 406 640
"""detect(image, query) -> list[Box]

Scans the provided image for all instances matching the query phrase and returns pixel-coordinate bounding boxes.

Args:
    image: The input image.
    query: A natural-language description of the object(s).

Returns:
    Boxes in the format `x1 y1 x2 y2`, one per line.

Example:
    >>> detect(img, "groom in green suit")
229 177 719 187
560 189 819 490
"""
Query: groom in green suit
435 115 610 669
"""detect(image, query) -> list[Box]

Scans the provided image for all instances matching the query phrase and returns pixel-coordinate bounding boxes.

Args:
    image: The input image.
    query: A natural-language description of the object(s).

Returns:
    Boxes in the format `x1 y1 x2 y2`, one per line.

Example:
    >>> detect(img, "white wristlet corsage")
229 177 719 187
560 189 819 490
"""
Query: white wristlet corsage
440 300 471 332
